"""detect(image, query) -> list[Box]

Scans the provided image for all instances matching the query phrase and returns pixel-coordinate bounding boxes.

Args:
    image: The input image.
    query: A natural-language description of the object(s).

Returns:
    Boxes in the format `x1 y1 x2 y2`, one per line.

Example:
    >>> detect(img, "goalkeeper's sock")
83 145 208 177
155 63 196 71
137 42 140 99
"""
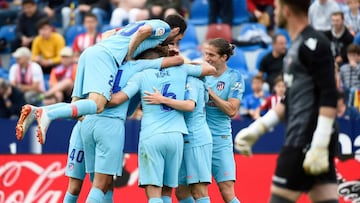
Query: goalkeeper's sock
269 194 294 203
47 99 97 120
86 187 104 203
63 191 78 203
179 197 194 203
196 196 210 203
149 197 163 203
229 197 240 203
161 196 171 203
103 190 113 203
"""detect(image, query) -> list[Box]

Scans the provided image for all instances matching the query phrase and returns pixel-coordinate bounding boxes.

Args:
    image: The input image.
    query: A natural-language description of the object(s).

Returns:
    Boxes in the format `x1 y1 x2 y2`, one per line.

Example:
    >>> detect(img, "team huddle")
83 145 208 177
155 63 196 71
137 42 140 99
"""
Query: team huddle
15 0 341 203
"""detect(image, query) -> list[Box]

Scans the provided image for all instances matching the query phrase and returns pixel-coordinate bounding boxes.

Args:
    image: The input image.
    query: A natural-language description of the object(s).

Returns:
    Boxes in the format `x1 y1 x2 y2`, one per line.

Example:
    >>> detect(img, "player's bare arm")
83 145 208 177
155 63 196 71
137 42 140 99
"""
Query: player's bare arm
126 25 153 61
208 88 239 118
143 87 195 112
107 92 129 107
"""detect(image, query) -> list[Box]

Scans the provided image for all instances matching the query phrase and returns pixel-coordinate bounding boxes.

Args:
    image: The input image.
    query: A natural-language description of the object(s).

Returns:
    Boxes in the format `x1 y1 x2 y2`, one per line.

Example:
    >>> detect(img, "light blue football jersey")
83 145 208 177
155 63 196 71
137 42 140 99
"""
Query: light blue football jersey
99 58 163 119
183 76 212 147
205 68 244 136
101 19 171 63
122 64 203 140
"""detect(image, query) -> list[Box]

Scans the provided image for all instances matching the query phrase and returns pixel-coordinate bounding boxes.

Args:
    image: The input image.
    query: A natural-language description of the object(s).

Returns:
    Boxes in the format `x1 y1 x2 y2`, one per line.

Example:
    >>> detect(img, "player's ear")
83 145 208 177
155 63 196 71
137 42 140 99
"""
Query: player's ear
172 27 180 36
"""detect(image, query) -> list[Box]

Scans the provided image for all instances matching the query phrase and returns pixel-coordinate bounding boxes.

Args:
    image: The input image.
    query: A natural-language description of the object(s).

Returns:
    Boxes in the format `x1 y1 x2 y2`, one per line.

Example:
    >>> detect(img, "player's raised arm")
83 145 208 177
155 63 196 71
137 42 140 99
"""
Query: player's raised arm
126 25 153 61
199 61 216 76
143 87 195 112
161 55 184 68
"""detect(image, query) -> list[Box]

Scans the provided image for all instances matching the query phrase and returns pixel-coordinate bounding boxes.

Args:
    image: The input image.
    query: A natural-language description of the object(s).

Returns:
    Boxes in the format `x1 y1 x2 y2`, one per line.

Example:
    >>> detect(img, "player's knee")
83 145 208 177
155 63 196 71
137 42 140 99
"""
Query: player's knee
175 186 190 200
191 184 208 199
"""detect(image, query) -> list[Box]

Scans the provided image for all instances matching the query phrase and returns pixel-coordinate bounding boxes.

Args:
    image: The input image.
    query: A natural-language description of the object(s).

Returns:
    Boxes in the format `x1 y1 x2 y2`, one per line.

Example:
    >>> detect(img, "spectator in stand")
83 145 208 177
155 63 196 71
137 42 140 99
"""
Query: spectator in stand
240 75 268 120
8 47 45 105
109 0 146 27
344 0 360 36
135 0 183 21
61 0 77 31
247 0 274 30
0 78 25 119
308 0 340 32
0 0 20 25
10 0 47 52
72 12 101 61
337 90 360 120
43 47 76 105
254 76 285 118
324 11 354 66
37 0 71 27
339 44 360 103
74 0 112 29
31 18 65 74
257 34 287 92
208 0 234 26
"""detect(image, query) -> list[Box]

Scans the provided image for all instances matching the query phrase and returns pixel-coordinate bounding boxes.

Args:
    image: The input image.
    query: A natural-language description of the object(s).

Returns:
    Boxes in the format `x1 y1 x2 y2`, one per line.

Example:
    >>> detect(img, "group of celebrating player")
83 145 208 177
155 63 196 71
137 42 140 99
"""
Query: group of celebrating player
15 0 341 203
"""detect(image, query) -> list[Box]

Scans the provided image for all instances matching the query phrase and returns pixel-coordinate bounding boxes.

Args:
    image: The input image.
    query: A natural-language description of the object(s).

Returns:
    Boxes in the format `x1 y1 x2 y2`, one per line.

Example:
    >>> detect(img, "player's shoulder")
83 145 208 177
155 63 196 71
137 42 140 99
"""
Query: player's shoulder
226 68 244 80
300 26 330 52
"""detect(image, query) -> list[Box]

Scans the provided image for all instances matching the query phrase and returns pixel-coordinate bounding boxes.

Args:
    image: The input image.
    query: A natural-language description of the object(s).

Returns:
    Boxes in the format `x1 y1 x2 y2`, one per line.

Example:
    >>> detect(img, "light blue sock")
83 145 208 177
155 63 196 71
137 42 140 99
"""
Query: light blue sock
86 187 104 203
229 197 240 203
196 196 210 203
179 197 195 203
149 197 163 203
47 99 97 120
42 102 67 111
103 190 113 203
63 191 78 203
161 195 172 203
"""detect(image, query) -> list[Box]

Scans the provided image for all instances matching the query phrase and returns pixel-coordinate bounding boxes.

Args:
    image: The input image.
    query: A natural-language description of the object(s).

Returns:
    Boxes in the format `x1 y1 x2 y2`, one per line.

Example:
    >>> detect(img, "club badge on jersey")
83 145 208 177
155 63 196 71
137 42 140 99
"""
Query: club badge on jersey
217 81 225 91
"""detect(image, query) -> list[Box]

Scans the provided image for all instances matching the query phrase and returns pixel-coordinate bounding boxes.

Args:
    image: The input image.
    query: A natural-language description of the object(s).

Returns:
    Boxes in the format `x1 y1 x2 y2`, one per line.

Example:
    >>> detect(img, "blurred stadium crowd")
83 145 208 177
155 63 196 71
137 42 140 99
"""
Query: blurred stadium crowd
0 0 360 121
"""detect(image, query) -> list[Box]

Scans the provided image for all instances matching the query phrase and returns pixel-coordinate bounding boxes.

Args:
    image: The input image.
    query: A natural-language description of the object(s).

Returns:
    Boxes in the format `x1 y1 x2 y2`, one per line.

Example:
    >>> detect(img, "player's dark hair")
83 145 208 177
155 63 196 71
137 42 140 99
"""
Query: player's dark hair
135 46 167 60
37 18 52 29
279 0 310 15
22 0 36 5
84 12 98 21
164 14 187 34
205 38 235 61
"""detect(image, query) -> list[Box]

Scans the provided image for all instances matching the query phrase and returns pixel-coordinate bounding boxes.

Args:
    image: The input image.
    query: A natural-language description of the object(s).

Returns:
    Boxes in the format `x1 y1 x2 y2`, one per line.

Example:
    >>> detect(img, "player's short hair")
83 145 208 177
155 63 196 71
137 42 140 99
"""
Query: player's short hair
279 0 311 15
205 38 235 61
135 46 168 60
164 14 187 34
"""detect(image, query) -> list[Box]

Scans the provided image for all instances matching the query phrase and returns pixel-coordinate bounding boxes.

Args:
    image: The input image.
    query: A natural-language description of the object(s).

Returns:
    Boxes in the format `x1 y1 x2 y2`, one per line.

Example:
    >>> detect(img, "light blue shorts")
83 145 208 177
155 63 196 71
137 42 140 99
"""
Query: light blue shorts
80 115 125 176
65 121 86 180
72 45 118 100
212 135 236 183
138 132 183 188
178 143 212 185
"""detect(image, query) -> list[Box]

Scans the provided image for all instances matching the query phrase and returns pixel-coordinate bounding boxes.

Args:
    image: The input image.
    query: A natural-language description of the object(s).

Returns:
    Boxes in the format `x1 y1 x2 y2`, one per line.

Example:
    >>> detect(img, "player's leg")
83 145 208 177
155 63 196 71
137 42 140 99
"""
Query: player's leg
161 186 172 203
269 185 301 203
85 117 125 203
307 183 339 203
175 185 194 203
36 46 117 144
64 121 86 203
212 136 240 203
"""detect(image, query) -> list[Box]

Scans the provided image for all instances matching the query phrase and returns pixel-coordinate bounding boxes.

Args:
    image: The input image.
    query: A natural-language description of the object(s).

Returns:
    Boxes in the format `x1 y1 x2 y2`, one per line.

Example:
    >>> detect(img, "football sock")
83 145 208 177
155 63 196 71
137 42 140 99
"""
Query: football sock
47 99 97 120
196 196 210 203
149 197 163 203
229 197 240 203
103 190 113 203
86 187 104 203
63 191 78 203
161 196 172 203
180 197 195 203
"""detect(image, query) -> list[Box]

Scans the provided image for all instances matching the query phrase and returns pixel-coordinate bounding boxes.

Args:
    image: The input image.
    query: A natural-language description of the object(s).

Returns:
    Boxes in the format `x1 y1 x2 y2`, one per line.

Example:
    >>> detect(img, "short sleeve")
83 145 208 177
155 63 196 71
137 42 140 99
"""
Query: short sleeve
122 72 143 98
228 70 245 100
184 64 202 77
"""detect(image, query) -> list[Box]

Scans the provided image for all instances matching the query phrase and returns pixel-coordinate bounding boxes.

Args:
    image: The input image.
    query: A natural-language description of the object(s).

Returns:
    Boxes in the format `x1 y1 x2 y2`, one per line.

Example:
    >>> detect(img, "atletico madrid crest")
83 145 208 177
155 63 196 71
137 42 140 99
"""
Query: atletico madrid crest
217 81 225 91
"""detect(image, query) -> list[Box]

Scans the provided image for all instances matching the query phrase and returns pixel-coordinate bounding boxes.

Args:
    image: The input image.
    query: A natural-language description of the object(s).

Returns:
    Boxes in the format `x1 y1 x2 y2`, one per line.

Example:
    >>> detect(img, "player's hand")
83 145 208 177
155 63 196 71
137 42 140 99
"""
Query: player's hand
303 146 329 175
143 87 164 104
234 127 261 156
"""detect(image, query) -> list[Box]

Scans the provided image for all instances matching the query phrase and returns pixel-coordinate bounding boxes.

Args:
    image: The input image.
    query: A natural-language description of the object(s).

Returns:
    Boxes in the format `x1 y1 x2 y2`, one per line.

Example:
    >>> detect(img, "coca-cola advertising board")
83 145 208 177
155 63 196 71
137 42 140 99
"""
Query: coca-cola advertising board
1 154 359 203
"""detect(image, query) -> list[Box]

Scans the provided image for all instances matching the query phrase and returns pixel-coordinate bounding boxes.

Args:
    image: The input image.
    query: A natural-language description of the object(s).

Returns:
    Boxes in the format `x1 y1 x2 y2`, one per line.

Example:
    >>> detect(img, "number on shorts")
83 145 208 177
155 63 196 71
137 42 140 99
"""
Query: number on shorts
70 149 84 163
161 83 176 111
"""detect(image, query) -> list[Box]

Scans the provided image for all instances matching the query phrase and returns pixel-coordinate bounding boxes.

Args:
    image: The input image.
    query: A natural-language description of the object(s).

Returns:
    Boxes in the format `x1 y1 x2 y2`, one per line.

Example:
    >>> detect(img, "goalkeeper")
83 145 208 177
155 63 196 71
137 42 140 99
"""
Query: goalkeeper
234 0 339 203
